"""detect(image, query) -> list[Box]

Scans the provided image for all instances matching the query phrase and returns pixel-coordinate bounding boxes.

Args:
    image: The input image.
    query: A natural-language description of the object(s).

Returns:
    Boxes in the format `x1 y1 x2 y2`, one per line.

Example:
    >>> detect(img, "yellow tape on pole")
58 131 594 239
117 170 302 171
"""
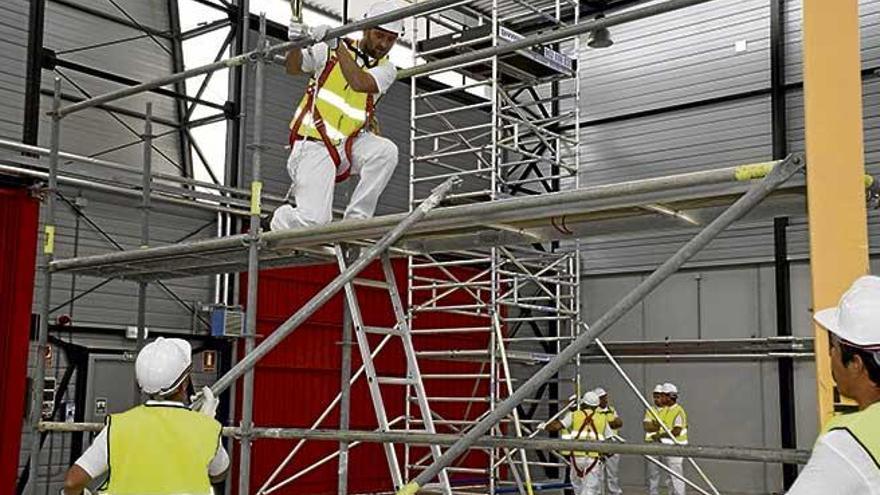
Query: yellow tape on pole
396 481 420 495
251 181 263 216
44 225 56 255
733 162 776 182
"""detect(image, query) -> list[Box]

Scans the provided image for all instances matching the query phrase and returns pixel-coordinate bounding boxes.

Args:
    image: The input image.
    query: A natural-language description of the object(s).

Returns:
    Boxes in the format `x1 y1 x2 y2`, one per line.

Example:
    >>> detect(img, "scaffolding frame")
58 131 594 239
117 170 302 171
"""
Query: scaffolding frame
19 1 821 494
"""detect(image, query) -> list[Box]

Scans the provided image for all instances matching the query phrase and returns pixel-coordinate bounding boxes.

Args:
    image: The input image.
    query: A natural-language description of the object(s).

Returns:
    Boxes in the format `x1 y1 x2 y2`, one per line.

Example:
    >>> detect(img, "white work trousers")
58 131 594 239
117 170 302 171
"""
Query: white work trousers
648 456 685 495
603 454 623 495
570 457 604 495
270 134 398 231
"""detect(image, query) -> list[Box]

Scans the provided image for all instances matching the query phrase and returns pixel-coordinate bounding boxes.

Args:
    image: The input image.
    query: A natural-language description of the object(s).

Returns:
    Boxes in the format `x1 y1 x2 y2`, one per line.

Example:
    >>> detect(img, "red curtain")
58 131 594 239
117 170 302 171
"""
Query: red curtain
0 186 40 491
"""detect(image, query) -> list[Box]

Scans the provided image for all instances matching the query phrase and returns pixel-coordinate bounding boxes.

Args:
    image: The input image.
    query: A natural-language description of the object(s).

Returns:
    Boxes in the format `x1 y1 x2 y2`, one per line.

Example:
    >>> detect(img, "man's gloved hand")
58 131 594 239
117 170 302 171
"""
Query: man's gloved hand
288 19 309 41
197 386 219 418
309 25 338 50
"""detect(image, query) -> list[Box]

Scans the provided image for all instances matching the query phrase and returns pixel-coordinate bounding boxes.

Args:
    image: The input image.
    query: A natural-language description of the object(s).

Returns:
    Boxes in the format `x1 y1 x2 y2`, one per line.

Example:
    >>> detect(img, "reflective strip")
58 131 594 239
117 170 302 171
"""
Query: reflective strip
293 109 347 142
315 88 368 123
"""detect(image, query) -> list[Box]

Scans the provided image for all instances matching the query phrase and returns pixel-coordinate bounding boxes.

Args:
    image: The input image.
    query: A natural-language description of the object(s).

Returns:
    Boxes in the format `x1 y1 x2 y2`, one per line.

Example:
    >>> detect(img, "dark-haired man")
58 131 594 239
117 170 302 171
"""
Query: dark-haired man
788 275 880 494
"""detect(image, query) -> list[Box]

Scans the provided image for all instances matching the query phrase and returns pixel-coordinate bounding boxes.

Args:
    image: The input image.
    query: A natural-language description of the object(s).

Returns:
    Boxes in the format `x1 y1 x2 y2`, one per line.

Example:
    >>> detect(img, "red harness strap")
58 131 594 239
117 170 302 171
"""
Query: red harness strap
568 412 600 478
288 46 377 183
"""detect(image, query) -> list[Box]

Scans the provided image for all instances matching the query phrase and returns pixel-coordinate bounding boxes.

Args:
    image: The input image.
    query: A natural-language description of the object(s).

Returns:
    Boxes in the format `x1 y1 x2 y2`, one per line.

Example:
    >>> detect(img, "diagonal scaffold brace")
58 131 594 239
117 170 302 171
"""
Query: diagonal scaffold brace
396 153 806 495
208 176 460 398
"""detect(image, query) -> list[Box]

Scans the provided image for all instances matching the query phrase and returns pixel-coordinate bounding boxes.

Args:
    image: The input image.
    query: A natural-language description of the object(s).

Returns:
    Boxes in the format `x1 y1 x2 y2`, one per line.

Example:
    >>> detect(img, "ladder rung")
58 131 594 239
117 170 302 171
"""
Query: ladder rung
363 325 402 336
409 465 488 474
410 327 491 335
353 278 390 289
377 377 416 386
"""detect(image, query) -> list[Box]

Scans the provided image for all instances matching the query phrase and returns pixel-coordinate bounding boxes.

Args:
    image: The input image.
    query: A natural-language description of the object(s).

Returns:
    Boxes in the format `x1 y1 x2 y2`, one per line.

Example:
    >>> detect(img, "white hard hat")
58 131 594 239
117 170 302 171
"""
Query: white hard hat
815 275 880 348
581 391 600 407
662 383 678 395
594 387 607 397
135 337 193 395
365 1 406 35
653 384 664 393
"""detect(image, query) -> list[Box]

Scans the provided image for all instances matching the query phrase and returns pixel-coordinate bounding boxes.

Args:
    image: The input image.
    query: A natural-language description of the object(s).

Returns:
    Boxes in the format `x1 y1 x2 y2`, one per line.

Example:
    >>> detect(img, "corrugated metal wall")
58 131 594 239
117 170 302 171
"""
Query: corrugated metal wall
572 1 880 493
5 0 217 490
0 0 28 140
577 0 880 274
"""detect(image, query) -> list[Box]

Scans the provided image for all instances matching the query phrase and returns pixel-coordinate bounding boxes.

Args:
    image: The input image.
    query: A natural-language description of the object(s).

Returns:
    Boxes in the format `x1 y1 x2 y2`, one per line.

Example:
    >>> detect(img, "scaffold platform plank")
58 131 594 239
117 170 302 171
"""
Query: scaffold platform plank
48 161 806 281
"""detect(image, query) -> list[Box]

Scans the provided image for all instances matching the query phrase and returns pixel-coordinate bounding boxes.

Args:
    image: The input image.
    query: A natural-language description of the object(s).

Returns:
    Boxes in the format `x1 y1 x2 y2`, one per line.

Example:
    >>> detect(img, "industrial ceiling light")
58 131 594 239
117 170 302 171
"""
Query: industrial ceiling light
588 14 613 49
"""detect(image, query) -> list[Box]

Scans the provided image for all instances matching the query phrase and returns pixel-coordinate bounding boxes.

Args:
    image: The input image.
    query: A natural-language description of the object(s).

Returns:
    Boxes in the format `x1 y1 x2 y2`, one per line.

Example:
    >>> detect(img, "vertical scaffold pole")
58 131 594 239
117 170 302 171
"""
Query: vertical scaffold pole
136 102 153 354
24 76 62 495
239 13 267 495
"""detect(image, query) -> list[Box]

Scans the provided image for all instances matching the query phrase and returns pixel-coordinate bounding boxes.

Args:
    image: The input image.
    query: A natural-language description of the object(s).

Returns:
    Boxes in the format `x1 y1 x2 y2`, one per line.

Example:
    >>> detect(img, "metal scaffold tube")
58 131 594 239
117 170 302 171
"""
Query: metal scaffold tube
24 77 62 495
38 422 812 464
136 102 152 355
237 13 267 494
54 0 469 117
398 153 805 494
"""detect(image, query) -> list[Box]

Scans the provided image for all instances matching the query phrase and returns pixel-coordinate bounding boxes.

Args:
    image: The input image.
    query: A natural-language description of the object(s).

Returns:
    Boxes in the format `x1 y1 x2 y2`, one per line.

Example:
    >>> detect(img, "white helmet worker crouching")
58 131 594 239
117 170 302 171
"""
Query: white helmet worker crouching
365 0 407 35
135 337 193 396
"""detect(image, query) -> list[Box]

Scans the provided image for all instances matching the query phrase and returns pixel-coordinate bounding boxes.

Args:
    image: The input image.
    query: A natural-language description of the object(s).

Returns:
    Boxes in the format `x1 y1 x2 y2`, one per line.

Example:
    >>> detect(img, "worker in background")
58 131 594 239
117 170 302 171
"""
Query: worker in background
270 1 404 232
643 384 667 495
787 275 880 494
545 391 612 495
62 337 227 495
656 382 687 495
594 387 624 495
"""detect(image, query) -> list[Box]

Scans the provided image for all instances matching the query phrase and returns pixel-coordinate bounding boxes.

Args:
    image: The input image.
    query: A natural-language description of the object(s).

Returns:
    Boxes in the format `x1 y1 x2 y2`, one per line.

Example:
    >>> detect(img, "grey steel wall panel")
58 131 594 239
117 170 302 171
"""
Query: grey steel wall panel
784 0 880 84
32 185 215 330
59 0 171 32
0 0 28 140
580 0 769 121
577 265 792 493
41 1 179 124
580 95 771 186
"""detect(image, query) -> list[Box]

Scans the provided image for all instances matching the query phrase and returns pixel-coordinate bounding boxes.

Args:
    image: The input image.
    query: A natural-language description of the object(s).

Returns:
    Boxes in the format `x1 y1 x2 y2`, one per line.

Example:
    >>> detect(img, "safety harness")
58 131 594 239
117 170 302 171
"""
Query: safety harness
288 38 379 183
568 410 601 478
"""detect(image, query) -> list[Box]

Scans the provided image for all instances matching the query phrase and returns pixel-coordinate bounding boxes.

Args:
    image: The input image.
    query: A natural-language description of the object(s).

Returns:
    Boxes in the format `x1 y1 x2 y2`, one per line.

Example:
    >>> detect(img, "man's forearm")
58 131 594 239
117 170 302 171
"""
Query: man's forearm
63 465 92 495
286 49 304 75
335 45 378 93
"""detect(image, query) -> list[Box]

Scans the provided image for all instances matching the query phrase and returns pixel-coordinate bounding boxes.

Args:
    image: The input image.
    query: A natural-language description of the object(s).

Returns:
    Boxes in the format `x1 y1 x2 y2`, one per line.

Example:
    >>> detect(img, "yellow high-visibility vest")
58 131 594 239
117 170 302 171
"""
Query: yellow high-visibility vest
821 401 880 465
598 406 620 436
659 403 688 444
291 39 390 145
564 409 608 458
644 407 665 442
99 404 221 495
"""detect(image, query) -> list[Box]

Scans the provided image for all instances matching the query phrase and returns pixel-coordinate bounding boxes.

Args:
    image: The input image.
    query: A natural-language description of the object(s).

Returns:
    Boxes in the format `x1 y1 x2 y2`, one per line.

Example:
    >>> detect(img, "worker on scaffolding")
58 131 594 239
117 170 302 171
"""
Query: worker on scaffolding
270 1 404 232
644 384 669 495
594 387 624 495
787 275 880 494
62 338 227 495
545 391 612 495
